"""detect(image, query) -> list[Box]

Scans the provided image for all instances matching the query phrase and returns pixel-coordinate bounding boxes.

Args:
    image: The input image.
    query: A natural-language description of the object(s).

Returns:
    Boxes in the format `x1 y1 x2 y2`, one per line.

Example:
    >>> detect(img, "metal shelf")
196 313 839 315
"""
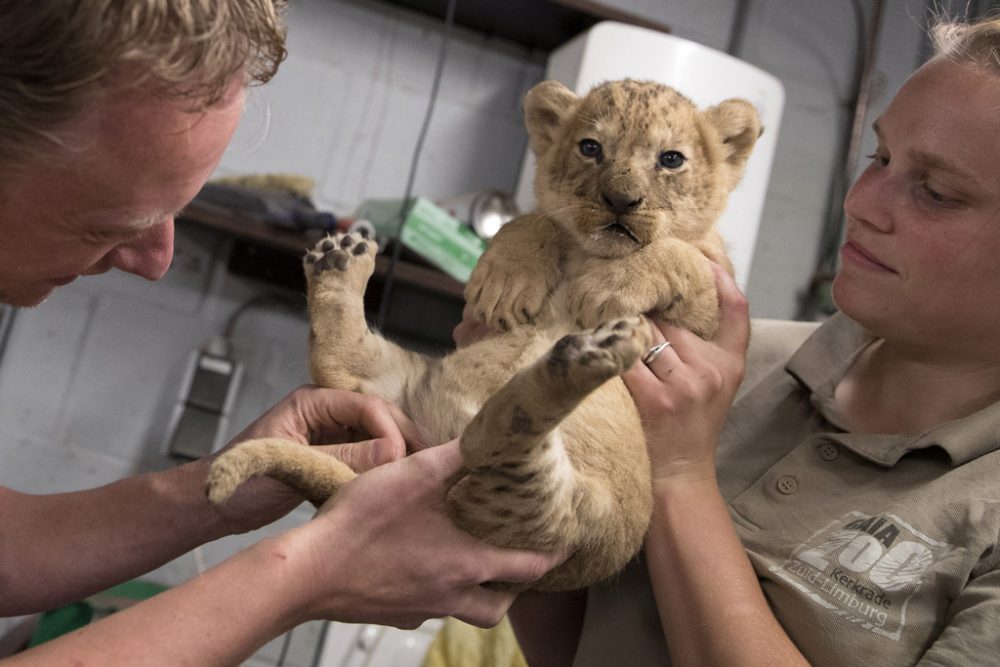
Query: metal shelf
178 200 466 350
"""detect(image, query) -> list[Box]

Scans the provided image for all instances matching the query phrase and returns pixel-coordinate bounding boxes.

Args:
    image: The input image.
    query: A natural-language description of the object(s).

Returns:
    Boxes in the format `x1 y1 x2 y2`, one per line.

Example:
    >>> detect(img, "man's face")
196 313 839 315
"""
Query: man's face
0 79 245 307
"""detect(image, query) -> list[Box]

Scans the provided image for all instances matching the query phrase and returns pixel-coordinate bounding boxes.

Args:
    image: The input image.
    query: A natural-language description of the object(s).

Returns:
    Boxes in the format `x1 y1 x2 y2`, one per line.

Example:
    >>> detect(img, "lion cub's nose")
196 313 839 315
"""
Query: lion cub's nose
601 192 643 215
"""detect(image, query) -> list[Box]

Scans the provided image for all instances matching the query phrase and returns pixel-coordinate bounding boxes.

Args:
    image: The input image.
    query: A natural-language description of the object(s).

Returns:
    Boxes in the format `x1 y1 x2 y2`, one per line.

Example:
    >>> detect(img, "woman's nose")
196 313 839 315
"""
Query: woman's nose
843 164 893 233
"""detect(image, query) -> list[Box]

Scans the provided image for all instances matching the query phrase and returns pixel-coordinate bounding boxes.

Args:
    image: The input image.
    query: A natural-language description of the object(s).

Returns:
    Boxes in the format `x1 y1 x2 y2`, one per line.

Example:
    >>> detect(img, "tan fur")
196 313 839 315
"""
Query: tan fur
469 79 760 337
205 79 760 591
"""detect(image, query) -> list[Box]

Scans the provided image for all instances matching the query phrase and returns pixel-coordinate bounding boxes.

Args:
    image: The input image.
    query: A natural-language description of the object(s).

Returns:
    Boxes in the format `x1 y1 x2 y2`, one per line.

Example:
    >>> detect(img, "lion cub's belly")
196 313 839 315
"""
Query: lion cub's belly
402 328 558 444
399 324 653 591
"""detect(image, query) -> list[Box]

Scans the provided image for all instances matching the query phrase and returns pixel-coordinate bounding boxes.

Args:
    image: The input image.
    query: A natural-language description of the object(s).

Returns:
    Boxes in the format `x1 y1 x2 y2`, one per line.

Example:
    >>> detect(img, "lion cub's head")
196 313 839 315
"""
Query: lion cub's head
525 79 761 259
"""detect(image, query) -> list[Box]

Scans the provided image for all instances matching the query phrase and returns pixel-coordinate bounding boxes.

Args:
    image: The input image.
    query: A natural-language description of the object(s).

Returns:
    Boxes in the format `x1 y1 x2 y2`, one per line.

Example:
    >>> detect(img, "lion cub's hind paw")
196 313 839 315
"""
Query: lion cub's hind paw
549 317 651 385
304 232 377 288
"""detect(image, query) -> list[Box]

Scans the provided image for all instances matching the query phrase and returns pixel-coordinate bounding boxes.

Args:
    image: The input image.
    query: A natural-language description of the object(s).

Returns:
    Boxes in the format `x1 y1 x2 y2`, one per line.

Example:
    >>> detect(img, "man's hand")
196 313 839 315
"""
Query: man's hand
205 386 422 534
285 440 567 629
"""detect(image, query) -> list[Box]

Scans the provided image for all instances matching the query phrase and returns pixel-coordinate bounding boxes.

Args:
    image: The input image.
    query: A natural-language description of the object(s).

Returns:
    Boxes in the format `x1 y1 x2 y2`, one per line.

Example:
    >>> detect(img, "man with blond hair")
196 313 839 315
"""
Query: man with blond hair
0 2 560 663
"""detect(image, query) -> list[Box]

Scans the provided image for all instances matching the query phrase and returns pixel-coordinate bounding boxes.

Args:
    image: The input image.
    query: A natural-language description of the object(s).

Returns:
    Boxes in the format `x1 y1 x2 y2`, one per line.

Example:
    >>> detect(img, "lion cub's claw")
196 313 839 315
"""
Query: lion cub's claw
466 260 553 331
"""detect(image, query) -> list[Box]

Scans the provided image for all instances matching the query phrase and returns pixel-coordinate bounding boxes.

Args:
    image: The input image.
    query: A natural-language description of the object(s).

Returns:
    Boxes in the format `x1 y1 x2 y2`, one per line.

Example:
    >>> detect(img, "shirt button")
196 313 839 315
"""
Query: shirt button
818 443 840 461
776 476 798 495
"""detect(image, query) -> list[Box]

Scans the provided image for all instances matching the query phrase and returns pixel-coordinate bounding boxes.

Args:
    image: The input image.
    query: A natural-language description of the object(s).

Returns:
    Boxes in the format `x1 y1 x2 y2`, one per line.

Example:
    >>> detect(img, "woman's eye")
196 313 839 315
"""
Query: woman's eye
658 150 686 169
915 180 964 208
579 139 602 159
921 184 954 205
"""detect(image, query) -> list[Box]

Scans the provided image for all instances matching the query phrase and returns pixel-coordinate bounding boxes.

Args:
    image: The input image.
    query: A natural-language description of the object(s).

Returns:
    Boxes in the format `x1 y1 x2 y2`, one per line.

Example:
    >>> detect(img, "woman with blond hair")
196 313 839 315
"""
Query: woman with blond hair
506 12 1000 667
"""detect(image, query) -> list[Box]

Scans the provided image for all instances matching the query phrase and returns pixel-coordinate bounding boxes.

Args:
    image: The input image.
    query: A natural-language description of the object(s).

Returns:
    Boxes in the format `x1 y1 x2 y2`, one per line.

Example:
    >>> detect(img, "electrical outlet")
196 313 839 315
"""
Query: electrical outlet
165 349 244 460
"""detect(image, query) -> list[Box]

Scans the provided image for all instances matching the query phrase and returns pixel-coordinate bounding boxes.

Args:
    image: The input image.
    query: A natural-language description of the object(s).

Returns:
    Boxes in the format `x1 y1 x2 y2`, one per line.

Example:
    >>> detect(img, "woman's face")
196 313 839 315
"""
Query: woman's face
835 58 1000 359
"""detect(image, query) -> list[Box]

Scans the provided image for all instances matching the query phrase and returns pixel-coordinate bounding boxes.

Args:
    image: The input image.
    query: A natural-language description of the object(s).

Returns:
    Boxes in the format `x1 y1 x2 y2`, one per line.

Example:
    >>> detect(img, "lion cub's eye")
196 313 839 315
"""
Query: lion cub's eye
658 150 686 169
579 139 602 159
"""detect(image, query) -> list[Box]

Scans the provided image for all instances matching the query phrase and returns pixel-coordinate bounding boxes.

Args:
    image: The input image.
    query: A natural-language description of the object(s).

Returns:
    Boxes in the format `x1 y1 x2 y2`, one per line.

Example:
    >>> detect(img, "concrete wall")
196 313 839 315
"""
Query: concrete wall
0 0 967 662
213 0 939 319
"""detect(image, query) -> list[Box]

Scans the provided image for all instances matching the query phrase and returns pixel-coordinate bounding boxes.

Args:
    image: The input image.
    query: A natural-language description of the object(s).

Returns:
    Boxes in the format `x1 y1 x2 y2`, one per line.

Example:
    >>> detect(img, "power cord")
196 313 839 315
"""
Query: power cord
797 0 884 320
275 626 294 667
243 6 458 659
0 305 14 367
222 292 305 340
375 0 459 330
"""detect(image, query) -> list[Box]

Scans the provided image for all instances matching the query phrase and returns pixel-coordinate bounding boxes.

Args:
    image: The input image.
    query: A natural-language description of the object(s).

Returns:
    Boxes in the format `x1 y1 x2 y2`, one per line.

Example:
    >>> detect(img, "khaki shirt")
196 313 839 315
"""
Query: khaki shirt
574 313 1000 667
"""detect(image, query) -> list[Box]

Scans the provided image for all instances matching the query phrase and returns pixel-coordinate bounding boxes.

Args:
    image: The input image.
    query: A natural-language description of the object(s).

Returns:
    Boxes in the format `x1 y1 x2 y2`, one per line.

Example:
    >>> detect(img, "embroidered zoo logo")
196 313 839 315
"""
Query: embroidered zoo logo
771 511 954 641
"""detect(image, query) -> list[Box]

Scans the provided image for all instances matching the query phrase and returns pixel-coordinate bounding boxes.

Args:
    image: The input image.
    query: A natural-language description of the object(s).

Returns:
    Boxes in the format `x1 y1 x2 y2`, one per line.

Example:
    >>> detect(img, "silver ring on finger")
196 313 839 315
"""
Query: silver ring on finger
642 341 671 365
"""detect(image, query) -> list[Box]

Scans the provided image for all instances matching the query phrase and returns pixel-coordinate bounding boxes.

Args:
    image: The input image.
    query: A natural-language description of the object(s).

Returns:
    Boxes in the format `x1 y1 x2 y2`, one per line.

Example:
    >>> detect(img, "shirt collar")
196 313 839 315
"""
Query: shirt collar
784 312 1000 466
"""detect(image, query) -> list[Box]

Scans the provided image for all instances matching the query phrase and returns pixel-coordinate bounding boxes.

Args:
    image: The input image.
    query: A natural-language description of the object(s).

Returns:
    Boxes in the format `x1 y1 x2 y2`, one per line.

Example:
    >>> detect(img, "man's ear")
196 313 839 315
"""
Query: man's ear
704 98 762 169
523 80 578 156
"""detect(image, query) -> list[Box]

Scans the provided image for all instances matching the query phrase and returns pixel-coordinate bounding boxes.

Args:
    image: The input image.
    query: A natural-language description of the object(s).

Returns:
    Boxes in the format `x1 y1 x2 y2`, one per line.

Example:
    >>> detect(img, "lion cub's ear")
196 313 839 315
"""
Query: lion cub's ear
524 80 579 156
704 98 762 169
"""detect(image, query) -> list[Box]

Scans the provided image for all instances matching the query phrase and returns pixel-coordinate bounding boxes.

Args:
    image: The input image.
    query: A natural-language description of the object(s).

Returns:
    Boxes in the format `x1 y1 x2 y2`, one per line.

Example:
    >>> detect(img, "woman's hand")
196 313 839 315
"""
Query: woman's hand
632 270 810 667
204 385 423 534
453 301 500 348
623 265 750 485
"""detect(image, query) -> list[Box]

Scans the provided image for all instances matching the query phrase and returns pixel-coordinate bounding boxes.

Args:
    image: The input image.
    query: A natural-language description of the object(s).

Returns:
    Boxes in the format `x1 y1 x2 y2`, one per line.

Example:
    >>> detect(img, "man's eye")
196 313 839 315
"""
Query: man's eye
865 151 889 167
658 150 686 169
579 139 602 159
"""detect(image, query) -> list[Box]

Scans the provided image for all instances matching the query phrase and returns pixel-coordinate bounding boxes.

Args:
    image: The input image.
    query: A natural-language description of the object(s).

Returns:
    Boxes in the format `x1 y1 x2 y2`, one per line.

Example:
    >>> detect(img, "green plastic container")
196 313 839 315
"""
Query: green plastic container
28 579 169 647
356 197 486 283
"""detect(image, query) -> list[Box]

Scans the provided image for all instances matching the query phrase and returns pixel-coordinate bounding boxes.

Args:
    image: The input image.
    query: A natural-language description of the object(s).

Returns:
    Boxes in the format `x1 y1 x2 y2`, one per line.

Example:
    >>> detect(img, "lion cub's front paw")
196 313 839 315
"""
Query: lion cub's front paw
304 232 377 294
465 255 557 331
568 281 650 331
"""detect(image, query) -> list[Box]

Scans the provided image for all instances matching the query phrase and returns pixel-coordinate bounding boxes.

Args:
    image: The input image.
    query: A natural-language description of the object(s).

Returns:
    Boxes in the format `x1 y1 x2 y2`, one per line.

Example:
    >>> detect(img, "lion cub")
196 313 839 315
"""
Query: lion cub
206 79 760 591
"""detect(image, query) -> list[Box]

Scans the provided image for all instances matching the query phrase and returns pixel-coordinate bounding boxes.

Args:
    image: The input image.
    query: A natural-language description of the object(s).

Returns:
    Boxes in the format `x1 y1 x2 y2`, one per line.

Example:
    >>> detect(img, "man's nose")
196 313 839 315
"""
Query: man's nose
106 217 175 281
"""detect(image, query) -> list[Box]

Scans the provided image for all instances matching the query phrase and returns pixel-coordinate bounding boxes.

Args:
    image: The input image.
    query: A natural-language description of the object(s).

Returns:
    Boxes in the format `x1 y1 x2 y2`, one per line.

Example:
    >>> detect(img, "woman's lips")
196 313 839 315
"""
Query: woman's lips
841 239 895 273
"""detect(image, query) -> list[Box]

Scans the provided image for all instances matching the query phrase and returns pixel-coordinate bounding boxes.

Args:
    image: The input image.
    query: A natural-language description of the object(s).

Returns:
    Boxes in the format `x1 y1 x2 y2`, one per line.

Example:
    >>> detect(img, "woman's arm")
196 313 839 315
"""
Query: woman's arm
623 266 808 667
645 478 807 666
508 589 587 667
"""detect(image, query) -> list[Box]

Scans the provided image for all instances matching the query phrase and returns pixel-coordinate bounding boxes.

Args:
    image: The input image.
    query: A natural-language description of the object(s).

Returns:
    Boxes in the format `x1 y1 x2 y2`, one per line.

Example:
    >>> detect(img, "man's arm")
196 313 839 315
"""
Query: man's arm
0 465 227 616
4 441 563 665
3 533 308 666
0 386 410 617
